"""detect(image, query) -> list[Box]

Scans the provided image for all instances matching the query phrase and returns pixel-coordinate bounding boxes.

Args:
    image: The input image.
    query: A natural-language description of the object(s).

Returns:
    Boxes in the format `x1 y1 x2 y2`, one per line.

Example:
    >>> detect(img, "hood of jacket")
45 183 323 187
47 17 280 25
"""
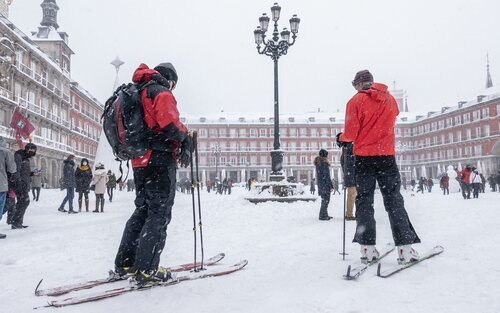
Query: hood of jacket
360 82 392 103
314 156 330 167
132 63 169 87
64 159 75 166
94 169 107 176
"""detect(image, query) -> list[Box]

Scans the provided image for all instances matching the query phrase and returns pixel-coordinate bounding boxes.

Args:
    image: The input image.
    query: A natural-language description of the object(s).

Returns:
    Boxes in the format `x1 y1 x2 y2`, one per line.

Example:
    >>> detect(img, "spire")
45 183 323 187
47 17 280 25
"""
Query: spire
486 53 493 88
111 57 125 91
40 0 60 29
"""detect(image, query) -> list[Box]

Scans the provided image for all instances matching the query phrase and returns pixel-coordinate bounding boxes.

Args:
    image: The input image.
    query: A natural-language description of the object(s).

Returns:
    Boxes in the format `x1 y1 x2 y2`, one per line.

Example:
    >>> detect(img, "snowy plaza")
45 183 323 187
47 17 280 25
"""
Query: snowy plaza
1 187 499 313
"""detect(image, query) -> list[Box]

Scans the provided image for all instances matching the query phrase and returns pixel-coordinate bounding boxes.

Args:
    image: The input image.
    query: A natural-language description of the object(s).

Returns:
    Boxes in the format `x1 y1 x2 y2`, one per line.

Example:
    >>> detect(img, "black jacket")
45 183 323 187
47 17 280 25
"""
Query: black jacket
75 166 93 192
314 156 333 196
63 160 76 188
340 143 356 187
14 149 33 193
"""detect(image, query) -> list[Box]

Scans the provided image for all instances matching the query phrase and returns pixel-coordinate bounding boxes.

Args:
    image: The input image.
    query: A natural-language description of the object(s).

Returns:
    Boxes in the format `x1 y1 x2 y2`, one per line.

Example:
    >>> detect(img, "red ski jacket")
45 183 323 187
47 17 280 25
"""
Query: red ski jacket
340 83 398 156
130 64 187 168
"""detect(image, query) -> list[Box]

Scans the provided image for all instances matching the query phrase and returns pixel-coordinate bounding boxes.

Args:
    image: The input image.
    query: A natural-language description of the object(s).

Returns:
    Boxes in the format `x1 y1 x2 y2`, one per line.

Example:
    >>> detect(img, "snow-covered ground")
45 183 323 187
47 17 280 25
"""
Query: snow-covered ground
1 186 499 313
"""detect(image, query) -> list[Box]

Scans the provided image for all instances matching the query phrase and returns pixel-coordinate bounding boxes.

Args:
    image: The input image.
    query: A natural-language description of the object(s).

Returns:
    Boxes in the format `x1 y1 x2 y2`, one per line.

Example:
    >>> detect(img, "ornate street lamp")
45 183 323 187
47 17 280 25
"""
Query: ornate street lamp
211 144 221 179
254 3 300 181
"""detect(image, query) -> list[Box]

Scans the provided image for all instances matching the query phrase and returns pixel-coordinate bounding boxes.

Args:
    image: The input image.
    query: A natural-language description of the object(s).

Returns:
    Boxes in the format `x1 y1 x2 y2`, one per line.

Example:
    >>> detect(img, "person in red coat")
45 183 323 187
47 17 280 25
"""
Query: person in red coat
458 165 472 199
337 70 420 265
114 63 190 287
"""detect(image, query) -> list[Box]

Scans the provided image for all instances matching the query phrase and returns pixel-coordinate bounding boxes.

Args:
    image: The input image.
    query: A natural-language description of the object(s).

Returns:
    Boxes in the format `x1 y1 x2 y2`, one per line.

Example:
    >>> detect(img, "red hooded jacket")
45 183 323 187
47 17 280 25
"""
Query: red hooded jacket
130 64 188 168
340 83 398 156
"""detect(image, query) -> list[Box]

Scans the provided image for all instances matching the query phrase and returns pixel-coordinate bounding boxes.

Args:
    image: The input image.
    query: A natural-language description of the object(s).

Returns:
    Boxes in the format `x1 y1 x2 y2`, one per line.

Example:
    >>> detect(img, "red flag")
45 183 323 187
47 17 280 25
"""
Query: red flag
10 108 35 139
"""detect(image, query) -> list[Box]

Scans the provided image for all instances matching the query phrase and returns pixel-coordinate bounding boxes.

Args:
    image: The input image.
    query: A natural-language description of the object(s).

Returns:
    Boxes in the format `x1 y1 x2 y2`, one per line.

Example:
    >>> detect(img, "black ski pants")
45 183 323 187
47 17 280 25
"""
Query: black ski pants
353 156 420 246
115 165 176 274
32 187 41 201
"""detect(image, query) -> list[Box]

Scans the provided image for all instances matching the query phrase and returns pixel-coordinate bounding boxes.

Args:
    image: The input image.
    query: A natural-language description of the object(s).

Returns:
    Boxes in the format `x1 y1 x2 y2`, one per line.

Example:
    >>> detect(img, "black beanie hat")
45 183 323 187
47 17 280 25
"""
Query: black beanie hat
352 70 373 86
319 149 328 157
154 63 178 84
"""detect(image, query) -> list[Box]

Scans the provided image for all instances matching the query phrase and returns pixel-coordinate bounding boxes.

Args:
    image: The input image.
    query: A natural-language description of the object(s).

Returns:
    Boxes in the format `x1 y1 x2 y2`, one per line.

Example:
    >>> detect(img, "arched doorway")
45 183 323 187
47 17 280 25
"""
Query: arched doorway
51 160 58 188
40 158 48 188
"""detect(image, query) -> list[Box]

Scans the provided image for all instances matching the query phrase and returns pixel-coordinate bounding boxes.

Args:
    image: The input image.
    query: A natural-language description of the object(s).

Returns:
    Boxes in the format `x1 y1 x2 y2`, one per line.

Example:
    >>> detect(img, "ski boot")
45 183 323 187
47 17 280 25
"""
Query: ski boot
110 266 137 280
133 266 177 287
360 245 380 264
397 245 420 264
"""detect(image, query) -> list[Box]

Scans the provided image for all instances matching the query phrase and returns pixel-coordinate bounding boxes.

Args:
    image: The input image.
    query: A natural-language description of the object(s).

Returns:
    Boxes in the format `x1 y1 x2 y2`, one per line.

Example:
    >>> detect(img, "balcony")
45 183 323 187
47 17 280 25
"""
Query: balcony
15 61 67 101
15 96 70 130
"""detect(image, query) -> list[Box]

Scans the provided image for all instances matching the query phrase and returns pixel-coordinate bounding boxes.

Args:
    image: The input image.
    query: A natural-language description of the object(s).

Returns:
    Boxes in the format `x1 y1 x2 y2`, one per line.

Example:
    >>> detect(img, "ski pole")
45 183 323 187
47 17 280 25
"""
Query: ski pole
340 145 348 260
193 131 205 269
188 132 198 271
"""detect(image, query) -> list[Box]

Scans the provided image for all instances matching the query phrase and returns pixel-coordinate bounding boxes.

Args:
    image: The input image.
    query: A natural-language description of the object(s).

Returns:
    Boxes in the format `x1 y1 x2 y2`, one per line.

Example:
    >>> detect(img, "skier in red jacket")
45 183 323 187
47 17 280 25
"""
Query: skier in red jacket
337 70 420 265
113 63 190 287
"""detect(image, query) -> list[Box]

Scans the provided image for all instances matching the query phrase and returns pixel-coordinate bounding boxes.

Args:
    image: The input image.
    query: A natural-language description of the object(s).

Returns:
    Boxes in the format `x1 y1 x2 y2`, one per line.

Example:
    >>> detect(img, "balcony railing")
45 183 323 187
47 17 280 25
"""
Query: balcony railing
15 96 70 130
15 61 67 101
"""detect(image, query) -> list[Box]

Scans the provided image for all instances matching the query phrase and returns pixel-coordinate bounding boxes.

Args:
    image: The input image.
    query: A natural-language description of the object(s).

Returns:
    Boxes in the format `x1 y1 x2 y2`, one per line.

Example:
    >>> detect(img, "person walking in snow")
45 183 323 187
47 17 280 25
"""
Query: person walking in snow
58 154 78 214
91 163 108 213
470 169 482 199
440 173 450 195
30 168 42 201
113 62 190 287
314 149 334 221
0 136 17 238
106 170 117 202
12 143 37 228
310 178 316 195
458 165 472 199
427 178 434 193
337 70 420 264
417 177 425 194
331 178 341 195
340 142 356 221
75 158 93 212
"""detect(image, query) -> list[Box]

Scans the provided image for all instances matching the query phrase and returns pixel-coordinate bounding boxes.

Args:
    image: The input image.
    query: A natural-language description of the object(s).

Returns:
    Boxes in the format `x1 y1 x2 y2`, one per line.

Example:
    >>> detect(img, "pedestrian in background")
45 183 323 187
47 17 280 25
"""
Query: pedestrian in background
314 149 333 221
31 168 42 201
58 154 77 214
106 170 117 202
340 142 356 221
91 163 108 213
0 136 17 238
440 173 450 195
12 143 37 228
310 178 316 195
75 158 93 212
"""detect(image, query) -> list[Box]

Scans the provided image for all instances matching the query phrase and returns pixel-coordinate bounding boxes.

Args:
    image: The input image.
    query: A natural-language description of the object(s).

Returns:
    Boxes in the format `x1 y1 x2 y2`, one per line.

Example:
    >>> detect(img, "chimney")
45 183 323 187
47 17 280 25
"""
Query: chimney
441 106 450 113
0 1 9 18
458 101 467 108
477 95 486 103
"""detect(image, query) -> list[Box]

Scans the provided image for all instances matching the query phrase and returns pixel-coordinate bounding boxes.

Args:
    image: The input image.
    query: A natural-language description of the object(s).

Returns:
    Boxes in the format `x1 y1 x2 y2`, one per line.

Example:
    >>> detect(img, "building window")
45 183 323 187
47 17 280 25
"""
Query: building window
219 128 227 137
259 129 266 137
301 156 307 165
239 156 247 165
466 129 471 140
484 125 490 136
200 129 207 137
209 128 217 137
476 127 481 138
474 145 482 156
239 129 247 137
310 128 317 137
229 128 237 137
456 131 461 142
482 108 489 118
250 129 257 137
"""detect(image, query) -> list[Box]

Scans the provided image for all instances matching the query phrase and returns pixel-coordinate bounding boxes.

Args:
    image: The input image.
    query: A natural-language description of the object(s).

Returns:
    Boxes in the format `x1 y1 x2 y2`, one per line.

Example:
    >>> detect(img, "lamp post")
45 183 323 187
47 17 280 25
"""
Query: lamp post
211 144 221 180
254 3 300 181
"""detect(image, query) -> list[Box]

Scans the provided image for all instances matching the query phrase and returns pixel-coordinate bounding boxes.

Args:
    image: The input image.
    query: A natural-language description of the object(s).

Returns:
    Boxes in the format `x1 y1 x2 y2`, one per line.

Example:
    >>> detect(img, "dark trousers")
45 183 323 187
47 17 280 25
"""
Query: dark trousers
107 187 114 201
115 165 177 273
354 156 420 246
442 187 449 195
78 191 89 201
95 194 104 212
32 187 41 201
319 193 331 218
472 183 480 198
461 183 471 199
12 186 30 226
59 187 74 211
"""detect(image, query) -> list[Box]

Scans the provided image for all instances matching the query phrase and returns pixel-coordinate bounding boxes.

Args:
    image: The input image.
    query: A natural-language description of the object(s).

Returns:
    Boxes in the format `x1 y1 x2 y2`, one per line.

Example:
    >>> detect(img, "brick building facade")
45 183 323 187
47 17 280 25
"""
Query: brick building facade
0 1 102 187
179 89 500 184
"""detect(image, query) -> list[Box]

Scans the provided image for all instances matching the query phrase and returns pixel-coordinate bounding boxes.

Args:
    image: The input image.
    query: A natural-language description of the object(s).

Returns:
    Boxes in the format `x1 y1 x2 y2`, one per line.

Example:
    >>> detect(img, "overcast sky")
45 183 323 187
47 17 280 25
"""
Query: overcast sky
9 0 500 116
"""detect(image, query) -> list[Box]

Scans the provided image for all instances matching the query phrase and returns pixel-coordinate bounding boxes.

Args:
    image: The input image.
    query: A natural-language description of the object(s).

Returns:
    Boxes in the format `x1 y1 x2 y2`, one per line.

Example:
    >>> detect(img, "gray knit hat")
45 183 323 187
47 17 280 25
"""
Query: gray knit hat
352 70 373 86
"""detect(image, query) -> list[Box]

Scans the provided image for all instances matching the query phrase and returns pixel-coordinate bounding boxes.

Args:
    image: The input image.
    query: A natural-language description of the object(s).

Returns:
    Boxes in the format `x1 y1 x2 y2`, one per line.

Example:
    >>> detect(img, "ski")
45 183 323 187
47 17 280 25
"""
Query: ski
343 243 395 280
36 260 248 308
377 245 444 278
35 252 225 297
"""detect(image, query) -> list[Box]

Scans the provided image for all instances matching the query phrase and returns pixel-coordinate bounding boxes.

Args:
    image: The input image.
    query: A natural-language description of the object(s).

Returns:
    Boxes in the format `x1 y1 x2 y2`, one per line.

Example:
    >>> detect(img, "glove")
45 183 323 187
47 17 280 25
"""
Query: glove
178 136 192 168
336 132 346 148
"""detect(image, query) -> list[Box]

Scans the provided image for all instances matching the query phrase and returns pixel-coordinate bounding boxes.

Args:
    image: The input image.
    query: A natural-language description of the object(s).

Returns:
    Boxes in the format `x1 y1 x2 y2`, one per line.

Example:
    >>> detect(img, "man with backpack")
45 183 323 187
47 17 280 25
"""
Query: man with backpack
112 63 190 287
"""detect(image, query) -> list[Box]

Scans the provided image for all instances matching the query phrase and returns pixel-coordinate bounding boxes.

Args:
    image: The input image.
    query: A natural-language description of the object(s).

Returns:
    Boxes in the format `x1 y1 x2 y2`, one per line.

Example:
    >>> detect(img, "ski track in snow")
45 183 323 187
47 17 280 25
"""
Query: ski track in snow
0 188 499 313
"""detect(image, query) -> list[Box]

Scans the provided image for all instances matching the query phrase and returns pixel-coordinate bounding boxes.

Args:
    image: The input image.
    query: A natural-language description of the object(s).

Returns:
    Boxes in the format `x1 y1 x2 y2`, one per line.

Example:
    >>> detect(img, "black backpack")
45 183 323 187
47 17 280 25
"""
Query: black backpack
101 82 154 161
